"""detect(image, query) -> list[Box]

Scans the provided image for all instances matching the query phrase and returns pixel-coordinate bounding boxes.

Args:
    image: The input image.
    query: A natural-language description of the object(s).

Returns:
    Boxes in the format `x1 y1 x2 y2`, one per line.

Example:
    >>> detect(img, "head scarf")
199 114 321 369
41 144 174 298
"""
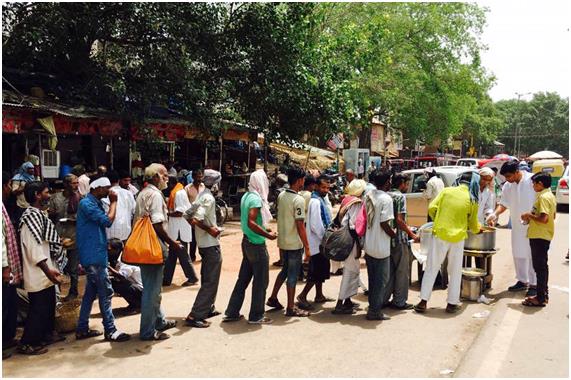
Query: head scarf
203 169 221 188
454 171 480 203
90 177 111 189
478 167 495 178
345 179 367 197
248 169 272 225
12 162 35 182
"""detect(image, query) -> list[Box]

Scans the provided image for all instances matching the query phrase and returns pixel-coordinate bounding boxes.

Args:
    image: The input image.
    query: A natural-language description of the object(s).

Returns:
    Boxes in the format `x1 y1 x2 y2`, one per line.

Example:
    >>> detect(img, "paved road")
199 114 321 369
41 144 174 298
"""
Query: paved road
3 213 568 377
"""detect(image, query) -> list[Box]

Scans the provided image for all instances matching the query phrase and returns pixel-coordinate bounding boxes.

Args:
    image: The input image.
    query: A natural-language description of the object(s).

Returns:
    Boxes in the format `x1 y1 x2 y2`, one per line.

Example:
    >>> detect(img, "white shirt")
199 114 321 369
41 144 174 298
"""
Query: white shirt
194 188 220 248
134 184 169 230
185 183 205 204
168 189 193 242
306 198 329 256
424 176 445 203
20 224 55 292
102 185 136 241
478 187 495 224
363 189 394 259
116 259 143 290
128 184 139 197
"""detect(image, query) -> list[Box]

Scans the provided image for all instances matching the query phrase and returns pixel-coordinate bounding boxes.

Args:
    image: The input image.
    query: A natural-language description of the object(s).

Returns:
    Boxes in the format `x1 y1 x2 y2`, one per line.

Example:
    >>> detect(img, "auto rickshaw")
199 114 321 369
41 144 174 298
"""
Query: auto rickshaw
532 159 565 192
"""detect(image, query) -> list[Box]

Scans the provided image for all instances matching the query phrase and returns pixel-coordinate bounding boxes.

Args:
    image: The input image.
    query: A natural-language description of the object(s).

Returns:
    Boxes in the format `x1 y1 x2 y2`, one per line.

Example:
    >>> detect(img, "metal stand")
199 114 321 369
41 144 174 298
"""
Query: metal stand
463 249 499 289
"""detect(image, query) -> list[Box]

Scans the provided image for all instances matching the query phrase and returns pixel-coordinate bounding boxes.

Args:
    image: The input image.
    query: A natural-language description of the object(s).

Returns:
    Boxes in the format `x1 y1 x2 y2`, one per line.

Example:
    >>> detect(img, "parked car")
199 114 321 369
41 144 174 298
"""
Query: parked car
456 158 481 167
402 166 476 227
555 166 569 210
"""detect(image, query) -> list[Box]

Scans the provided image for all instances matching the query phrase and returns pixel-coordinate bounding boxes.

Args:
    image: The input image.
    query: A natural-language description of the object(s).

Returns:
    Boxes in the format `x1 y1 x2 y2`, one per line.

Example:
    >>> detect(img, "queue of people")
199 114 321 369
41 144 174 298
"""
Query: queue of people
1 158 559 358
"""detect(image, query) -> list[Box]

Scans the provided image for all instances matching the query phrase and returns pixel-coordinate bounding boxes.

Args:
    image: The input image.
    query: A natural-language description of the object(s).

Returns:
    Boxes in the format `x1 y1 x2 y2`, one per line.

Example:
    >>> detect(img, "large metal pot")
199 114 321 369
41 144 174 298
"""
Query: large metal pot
464 227 496 251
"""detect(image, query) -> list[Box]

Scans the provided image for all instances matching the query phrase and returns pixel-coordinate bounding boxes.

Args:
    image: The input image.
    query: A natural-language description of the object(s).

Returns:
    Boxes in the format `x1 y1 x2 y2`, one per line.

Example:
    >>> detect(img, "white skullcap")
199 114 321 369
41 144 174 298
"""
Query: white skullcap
89 177 111 189
478 167 495 177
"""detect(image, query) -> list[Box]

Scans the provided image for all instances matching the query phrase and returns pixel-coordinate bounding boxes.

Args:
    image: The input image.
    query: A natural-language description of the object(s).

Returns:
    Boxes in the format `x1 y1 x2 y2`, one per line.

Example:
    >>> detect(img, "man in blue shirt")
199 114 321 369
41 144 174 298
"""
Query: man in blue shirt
75 177 130 342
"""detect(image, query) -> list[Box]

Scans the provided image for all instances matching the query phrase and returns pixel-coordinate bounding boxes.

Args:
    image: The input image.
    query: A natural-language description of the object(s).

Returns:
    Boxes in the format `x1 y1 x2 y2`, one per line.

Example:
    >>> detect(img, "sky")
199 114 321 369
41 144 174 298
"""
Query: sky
477 0 570 101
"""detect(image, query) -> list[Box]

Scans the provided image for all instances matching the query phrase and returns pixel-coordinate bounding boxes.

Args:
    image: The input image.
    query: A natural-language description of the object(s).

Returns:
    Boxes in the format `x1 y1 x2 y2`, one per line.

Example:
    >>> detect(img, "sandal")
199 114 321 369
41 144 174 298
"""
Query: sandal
206 310 221 319
296 296 314 311
314 296 335 303
522 296 546 307
285 307 310 317
413 303 427 314
141 331 170 341
332 307 356 315
104 331 131 342
222 314 245 323
157 319 177 332
266 298 284 310
17 344 48 355
185 318 211 328
76 329 103 340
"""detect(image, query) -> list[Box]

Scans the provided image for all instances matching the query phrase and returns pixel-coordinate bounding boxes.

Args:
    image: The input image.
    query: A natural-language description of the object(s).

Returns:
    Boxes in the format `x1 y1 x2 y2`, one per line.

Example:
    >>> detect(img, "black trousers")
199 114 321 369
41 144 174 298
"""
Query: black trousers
111 278 142 309
530 238 551 303
163 239 198 285
20 286 56 346
2 283 18 343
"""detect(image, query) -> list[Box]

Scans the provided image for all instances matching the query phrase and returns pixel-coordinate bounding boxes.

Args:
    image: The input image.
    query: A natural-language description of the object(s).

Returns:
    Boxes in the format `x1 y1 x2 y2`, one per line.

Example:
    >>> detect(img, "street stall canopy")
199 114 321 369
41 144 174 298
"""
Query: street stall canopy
527 150 563 161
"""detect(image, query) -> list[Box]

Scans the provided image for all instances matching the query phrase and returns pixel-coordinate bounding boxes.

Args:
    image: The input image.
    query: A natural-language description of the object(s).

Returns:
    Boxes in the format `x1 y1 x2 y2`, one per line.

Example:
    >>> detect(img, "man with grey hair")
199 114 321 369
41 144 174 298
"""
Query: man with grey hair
48 173 81 300
184 169 223 328
134 163 184 340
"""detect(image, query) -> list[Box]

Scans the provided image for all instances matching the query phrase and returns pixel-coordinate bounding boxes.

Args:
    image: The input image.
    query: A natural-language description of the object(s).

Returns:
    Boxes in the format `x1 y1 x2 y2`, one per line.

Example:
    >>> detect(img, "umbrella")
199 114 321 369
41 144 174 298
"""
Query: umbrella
528 150 563 161
492 154 516 161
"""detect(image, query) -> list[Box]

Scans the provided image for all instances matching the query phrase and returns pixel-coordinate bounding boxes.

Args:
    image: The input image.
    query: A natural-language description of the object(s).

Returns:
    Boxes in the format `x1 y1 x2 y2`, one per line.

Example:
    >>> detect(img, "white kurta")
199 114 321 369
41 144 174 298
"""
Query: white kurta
478 187 495 225
306 198 327 256
338 202 362 300
500 171 537 285
168 189 193 242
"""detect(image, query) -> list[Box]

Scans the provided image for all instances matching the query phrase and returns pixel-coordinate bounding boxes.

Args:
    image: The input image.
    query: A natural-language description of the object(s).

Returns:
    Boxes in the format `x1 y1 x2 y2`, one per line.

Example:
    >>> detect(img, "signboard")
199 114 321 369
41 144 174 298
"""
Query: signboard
326 133 344 150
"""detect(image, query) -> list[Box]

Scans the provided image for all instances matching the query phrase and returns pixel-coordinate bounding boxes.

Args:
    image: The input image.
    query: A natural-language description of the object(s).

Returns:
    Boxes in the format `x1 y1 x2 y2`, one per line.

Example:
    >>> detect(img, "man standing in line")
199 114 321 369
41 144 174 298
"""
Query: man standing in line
164 176 198 287
134 164 183 340
296 176 334 310
415 172 481 314
18 182 63 355
47 174 81 301
363 169 395 321
75 177 131 342
487 160 537 297
184 169 223 328
185 169 205 262
119 170 139 198
383 173 419 310
102 170 136 244
266 167 311 317
224 170 277 324
2 172 23 357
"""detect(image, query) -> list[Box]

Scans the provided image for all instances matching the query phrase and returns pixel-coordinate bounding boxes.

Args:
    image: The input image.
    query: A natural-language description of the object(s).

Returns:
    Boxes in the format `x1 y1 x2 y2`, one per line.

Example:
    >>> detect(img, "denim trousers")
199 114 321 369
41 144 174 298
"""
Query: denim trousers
77 265 116 334
139 264 167 339
225 237 269 321
365 255 390 316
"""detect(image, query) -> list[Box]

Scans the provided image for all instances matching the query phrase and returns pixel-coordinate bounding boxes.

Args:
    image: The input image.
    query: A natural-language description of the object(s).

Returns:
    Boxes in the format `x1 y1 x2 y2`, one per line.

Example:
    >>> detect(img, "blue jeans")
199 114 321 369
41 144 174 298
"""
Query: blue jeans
139 264 167 339
365 255 390 316
225 237 269 321
77 265 116 334
276 249 303 288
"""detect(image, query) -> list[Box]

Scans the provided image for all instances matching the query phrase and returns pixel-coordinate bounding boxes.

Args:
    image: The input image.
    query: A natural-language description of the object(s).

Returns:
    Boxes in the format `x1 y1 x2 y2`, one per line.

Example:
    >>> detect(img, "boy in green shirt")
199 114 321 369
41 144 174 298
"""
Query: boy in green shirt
521 173 556 307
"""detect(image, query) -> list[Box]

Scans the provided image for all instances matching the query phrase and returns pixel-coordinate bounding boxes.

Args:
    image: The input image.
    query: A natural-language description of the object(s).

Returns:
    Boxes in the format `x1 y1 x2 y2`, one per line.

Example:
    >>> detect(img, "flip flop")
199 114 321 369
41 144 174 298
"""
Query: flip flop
185 318 211 328
157 320 177 332
222 314 245 323
141 331 170 341
206 310 221 319
285 307 310 317
76 329 103 340
295 296 314 311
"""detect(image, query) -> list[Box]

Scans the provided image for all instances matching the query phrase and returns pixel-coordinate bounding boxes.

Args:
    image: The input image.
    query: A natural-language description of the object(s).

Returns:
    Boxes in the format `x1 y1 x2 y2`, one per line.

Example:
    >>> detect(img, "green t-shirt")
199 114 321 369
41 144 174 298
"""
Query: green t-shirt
240 192 266 245
528 188 556 241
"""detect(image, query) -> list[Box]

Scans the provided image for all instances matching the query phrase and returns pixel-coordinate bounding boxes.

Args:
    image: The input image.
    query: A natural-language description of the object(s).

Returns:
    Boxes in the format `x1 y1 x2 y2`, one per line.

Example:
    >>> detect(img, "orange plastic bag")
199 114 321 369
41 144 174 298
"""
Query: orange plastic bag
122 216 164 265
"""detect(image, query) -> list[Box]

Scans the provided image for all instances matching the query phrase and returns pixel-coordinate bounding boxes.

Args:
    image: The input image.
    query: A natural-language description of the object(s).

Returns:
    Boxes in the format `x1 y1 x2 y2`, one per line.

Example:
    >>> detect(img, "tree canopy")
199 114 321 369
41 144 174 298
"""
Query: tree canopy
3 2 503 146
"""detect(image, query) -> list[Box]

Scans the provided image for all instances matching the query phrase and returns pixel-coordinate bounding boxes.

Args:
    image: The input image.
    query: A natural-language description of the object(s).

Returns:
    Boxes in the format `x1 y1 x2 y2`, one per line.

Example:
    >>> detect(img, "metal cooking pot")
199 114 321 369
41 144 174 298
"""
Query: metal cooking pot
464 227 496 251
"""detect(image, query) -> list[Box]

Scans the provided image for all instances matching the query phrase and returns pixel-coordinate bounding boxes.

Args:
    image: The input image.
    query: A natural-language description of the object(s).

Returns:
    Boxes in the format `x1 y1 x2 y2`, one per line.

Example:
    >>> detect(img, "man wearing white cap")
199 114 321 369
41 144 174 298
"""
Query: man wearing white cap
478 167 496 224
75 176 131 342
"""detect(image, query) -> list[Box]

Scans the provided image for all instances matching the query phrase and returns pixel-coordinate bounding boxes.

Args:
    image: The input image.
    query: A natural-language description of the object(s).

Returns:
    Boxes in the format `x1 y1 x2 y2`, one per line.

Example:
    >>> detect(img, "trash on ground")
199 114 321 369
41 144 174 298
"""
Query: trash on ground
472 310 491 319
439 369 454 375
